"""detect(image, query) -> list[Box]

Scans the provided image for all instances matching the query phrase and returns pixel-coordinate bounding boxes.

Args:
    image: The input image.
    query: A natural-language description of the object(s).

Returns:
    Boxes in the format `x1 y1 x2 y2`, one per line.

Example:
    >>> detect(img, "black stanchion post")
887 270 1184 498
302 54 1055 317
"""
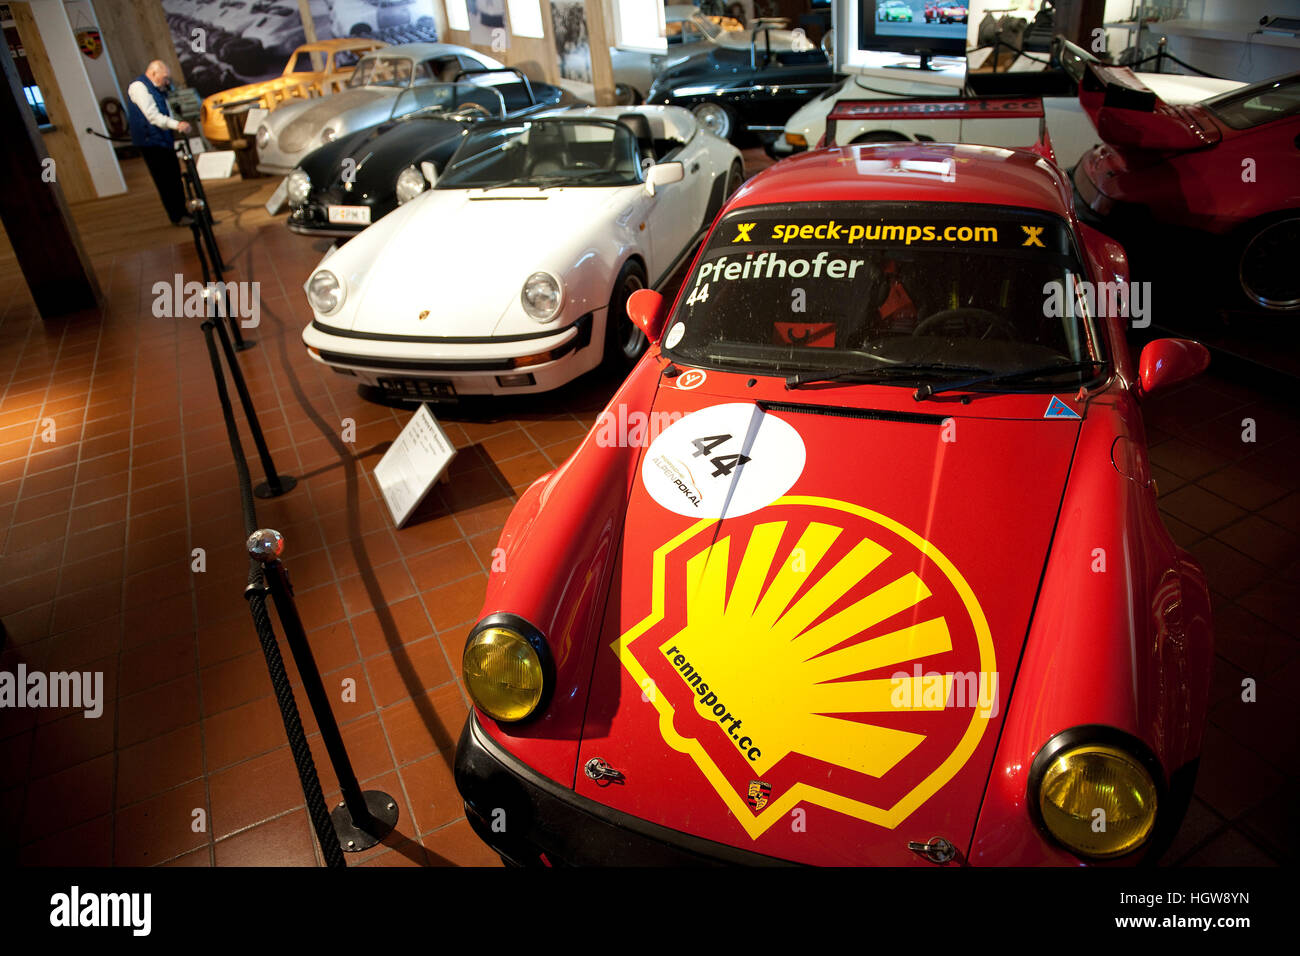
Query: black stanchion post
176 136 229 273
204 317 295 498
188 196 253 351
248 529 399 852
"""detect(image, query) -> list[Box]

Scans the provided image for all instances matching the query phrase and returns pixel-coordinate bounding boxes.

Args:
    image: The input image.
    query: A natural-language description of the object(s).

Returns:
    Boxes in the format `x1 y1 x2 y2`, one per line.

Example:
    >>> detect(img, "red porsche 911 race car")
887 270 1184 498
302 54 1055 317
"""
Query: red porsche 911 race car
1072 64 1300 312
453 100 1214 866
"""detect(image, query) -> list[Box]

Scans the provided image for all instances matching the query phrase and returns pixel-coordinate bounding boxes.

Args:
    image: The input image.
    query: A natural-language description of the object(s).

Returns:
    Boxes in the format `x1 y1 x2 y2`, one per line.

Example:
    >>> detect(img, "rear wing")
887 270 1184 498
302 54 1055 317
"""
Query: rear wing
1074 60 1219 152
824 97 1055 165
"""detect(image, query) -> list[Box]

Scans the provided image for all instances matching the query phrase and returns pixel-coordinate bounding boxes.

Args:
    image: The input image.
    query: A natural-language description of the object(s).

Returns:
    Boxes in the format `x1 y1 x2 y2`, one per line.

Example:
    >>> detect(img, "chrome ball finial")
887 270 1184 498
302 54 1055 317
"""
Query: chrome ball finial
186 197 206 214
246 529 284 562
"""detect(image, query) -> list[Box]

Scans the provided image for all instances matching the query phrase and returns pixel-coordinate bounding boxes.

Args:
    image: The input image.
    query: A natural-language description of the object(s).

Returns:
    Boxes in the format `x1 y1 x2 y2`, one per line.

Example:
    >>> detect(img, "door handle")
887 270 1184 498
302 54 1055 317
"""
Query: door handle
690 161 700 173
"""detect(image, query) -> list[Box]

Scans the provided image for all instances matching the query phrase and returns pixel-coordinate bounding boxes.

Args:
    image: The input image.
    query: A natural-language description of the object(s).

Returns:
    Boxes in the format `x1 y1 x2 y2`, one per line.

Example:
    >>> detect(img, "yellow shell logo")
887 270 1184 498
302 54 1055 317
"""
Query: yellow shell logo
614 495 997 840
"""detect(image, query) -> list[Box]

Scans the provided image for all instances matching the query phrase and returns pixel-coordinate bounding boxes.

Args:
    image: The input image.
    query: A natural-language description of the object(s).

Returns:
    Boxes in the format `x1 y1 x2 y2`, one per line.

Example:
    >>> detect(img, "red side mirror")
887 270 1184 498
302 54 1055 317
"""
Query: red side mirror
627 288 667 342
1138 338 1209 397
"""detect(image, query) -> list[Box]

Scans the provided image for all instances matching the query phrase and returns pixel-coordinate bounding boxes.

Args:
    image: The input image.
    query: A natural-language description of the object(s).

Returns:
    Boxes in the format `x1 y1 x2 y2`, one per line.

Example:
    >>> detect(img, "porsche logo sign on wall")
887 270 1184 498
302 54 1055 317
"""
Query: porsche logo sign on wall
613 495 998 841
76 28 102 59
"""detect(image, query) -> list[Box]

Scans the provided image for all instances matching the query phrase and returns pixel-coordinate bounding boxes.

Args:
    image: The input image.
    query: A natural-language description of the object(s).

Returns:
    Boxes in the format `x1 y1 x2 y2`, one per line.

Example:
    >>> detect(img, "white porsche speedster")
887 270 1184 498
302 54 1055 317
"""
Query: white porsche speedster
301 105 744 399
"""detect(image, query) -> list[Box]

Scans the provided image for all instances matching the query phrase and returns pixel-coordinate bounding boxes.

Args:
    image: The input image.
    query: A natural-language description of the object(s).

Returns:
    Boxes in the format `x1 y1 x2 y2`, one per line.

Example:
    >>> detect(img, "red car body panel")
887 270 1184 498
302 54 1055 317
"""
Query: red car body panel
1074 67 1300 235
465 140 1213 865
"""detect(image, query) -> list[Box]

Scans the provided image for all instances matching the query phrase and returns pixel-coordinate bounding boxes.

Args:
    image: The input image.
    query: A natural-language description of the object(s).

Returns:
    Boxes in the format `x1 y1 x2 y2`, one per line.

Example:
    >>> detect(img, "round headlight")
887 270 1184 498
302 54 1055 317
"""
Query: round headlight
321 126 337 144
286 167 311 206
1037 743 1158 859
256 124 270 149
306 270 344 316
395 165 427 205
463 626 545 722
521 272 562 322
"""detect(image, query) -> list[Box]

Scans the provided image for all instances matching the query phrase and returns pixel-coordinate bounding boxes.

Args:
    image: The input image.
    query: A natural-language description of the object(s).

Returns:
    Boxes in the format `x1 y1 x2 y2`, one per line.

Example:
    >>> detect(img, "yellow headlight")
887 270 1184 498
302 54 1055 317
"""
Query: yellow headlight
1038 744 1157 859
463 626 545 722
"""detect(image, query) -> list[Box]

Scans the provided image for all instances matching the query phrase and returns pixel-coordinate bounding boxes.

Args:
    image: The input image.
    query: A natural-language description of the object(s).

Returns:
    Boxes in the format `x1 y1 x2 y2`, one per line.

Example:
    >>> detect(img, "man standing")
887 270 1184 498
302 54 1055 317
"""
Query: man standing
126 60 193 226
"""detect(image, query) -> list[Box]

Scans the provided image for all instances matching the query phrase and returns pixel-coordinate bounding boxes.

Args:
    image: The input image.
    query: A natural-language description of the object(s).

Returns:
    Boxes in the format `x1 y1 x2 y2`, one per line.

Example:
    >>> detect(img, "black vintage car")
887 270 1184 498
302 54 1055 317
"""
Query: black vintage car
645 27 838 145
285 69 566 237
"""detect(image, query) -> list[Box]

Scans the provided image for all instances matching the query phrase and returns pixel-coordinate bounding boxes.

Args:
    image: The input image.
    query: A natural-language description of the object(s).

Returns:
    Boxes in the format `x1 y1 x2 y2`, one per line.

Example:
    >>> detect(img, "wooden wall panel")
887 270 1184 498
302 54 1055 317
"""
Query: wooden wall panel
9 2 95 203
94 0 184 100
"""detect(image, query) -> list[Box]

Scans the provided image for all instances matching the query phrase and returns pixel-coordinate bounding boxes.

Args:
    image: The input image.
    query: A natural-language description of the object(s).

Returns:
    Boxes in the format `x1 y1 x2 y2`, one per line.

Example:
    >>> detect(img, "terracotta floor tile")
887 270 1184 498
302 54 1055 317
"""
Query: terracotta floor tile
115 723 203 808
363 635 454 709
379 682 467 767
203 694 289 771
421 818 503 867
118 630 198 697
118 674 202 748
113 779 209 866
21 754 114 843
214 809 318 866
18 813 114 866
399 750 463 836
1160 484 1247 535
208 746 305 840
421 573 488 633
29 707 116 778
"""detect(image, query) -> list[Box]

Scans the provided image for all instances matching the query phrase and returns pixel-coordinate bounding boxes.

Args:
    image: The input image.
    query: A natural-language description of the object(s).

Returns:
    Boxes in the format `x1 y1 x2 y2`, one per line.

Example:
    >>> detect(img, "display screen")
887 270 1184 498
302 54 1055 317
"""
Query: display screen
860 1 968 57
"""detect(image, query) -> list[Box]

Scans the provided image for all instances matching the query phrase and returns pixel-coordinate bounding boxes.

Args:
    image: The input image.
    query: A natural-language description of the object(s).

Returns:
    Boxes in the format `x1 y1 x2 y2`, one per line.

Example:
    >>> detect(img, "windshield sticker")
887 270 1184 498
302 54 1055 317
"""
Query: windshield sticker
773 322 836 347
720 216 1071 256
1044 396 1081 420
664 322 686 349
640 403 805 519
611 495 999 840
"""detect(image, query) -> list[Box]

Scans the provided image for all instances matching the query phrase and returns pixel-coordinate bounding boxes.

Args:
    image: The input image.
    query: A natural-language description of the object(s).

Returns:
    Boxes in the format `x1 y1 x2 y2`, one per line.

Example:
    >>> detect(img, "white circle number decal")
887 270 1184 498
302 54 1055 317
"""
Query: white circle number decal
664 322 685 349
641 403 806 518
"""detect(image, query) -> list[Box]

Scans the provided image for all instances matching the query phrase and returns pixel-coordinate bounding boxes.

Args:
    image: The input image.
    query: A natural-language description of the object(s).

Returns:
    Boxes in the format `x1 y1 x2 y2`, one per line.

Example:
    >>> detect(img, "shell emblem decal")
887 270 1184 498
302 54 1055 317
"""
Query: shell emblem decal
612 495 998 840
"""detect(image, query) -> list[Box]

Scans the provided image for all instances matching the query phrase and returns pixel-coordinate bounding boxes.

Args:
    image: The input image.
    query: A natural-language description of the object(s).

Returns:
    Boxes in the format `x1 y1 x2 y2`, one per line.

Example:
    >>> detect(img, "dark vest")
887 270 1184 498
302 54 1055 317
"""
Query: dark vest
127 74 173 149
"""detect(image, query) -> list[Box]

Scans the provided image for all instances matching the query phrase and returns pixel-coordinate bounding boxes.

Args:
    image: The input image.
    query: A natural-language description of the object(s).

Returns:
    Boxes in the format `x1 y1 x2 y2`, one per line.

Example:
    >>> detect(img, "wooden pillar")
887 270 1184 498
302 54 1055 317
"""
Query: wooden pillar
0 29 101 317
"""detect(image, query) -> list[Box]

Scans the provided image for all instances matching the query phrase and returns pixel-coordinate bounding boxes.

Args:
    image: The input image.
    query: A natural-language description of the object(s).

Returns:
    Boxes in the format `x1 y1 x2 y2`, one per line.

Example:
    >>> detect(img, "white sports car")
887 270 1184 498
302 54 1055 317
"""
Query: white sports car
301 106 744 399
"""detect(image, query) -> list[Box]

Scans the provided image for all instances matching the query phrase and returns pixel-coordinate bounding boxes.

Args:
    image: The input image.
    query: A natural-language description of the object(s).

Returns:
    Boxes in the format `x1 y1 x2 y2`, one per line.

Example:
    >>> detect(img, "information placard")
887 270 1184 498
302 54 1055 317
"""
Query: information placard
243 107 269 134
374 404 457 528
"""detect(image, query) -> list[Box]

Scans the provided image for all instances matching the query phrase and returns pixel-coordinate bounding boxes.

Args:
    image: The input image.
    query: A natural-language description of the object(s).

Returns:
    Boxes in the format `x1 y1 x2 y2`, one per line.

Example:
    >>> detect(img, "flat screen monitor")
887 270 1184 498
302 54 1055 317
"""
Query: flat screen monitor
860 1 968 68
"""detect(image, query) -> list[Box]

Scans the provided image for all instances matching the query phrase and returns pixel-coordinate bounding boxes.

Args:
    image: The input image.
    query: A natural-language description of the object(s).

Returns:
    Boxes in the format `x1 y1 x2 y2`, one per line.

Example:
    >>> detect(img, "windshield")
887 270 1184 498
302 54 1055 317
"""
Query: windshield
437 120 642 189
390 82 506 121
663 201 1106 386
1203 74 1300 130
347 56 415 89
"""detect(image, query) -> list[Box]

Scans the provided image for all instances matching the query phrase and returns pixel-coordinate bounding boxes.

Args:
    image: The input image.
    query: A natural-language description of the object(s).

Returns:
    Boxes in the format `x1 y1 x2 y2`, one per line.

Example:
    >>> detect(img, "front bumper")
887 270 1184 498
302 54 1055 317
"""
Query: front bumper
453 713 794 866
301 312 600 397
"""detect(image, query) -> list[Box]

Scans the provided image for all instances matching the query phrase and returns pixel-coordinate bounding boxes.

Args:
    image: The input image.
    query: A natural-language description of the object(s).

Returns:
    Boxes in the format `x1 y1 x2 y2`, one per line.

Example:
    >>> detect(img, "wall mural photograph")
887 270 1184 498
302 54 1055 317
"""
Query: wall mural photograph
164 0 442 98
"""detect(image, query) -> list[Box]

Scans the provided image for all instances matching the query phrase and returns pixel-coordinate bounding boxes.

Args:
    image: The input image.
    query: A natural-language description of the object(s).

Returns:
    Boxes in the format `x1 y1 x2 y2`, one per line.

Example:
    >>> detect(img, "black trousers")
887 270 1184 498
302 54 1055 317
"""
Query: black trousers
140 145 187 222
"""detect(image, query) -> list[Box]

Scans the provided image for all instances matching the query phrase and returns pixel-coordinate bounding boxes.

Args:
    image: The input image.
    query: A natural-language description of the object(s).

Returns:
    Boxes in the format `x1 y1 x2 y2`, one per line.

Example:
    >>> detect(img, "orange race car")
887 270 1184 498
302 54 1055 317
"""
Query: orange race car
200 37 387 144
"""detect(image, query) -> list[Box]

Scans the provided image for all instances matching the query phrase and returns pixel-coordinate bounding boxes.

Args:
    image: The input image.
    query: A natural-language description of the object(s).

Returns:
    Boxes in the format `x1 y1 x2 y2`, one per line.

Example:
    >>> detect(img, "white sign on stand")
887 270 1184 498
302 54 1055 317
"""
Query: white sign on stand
243 107 269 134
374 404 457 528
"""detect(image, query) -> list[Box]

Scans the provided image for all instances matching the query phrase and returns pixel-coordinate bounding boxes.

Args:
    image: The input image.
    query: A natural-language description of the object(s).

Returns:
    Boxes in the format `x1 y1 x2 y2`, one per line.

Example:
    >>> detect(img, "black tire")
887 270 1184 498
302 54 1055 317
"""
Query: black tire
725 158 744 201
1232 212 1300 312
604 259 649 368
350 22 374 37
614 83 642 106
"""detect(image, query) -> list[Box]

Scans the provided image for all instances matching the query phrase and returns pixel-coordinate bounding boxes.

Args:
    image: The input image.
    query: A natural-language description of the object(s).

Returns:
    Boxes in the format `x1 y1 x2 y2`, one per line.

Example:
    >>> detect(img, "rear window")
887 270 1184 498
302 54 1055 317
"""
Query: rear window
1204 74 1300 130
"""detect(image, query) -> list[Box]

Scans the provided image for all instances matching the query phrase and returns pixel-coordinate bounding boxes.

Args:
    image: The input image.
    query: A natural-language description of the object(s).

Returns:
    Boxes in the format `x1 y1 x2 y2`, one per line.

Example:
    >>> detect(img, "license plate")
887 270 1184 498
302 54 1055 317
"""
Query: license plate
327 204 370 225
377 378 457 400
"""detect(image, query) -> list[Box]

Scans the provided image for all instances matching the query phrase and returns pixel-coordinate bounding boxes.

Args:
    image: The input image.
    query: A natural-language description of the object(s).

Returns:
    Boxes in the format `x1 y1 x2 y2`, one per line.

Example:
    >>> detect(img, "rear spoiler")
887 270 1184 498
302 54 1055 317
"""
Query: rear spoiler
1076 61 1219 152
824 97 1055 164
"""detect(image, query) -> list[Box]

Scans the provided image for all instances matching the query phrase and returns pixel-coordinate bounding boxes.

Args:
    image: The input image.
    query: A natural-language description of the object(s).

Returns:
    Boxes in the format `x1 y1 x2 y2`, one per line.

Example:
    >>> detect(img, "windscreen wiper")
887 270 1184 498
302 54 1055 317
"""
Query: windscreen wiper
912 360 1104 401
785 363 990 390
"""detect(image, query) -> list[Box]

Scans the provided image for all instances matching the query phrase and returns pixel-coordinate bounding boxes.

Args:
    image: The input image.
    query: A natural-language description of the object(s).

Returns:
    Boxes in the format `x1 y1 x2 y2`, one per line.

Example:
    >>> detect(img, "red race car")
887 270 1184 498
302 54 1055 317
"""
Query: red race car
1073 65 1300 312
453 100 1214 866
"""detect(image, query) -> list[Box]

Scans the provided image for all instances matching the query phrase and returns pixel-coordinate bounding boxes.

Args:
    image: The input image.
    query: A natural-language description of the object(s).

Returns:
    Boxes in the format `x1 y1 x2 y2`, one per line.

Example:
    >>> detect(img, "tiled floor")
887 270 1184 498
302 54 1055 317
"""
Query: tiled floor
0 151 1295 867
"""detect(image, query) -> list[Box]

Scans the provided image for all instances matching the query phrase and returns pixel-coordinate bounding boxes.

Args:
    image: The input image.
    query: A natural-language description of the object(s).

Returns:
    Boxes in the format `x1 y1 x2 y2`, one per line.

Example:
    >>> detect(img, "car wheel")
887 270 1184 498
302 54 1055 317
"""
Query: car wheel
692 102 735 141
614 83 642 106
604 259 649 368
725 158 744 200
1235 213 1300 311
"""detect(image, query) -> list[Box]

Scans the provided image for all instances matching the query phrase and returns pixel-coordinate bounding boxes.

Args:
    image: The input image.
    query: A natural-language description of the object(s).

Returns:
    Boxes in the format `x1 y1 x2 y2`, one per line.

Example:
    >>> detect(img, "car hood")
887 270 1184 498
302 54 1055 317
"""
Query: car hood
571 376 1081 864
340 186 628 337
301 116 468 190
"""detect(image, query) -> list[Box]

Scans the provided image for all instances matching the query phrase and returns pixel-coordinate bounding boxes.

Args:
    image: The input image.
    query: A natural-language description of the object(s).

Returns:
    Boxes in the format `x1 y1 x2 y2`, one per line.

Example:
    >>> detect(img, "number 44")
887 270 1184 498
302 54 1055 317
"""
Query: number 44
691 434 751 478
